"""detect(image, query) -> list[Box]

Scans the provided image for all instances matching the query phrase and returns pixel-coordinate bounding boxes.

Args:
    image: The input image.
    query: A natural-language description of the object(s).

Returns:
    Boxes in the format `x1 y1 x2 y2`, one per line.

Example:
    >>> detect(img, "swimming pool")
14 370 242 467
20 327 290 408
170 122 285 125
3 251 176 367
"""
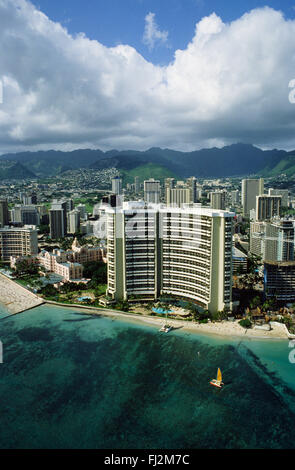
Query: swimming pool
152 308 173 315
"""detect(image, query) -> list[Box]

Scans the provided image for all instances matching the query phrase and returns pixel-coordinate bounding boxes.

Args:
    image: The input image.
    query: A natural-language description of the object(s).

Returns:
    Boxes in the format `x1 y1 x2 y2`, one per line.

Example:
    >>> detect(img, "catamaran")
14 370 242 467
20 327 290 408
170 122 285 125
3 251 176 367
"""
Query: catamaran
159 311 173 333
159 324 173 333
210 368 224 389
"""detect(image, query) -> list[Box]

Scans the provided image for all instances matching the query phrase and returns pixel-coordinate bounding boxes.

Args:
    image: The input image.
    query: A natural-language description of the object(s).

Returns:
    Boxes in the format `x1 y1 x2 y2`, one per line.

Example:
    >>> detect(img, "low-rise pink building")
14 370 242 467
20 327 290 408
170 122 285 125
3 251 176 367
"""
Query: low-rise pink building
38 250 83 281
11 239 106 282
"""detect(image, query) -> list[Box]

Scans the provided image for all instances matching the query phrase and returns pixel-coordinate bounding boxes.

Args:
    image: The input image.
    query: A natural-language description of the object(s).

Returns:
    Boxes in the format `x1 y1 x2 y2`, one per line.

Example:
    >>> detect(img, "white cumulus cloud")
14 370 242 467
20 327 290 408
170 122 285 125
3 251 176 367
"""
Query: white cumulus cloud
143 12 169 51
0 0 295 154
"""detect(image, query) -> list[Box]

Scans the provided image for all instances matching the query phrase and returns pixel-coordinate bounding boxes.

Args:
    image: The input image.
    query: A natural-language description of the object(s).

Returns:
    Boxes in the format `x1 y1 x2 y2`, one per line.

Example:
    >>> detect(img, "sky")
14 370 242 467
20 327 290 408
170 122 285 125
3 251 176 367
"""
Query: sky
1 0 295 154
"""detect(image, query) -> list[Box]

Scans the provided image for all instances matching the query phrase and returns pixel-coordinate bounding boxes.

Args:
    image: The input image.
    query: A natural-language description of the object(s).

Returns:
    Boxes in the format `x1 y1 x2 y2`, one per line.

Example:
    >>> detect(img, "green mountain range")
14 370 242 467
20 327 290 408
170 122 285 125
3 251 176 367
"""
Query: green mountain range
0 143 294 179
0 160 36 179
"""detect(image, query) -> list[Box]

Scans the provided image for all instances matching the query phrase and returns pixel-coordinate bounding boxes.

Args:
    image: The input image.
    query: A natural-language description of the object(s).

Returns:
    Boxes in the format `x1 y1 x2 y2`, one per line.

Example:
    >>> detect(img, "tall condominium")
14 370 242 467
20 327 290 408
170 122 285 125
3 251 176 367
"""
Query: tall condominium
112 177 123 195
0 227 38 261
66 199 74 212
186 177 199 203
259 219 295 301
144 179 161 204
250 219 294 262
230 190 240 206
210 191 226 210
0 199 9 228
164 178 176 192
256 195 282 221
67 209 81 234
241 178 264 216
105 201 234 314
49 200 67 239
166 186 191 207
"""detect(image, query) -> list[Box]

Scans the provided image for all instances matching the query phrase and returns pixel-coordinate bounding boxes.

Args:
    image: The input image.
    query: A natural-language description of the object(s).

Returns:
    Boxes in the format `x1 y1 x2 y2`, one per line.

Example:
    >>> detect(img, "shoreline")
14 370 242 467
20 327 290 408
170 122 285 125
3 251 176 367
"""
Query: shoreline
0 271 292 340
44 300 292 341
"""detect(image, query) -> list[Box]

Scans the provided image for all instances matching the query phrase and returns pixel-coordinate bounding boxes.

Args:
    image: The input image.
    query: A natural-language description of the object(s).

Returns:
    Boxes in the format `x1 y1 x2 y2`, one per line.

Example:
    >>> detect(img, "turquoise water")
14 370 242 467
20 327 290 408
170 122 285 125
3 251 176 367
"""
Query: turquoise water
0 303 295 449
0 303 10 320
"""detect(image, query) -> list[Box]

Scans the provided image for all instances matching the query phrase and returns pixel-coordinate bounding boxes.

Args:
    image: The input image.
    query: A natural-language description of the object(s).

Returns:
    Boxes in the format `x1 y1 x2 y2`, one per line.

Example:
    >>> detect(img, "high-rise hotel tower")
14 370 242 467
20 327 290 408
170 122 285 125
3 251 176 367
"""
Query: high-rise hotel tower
105 201 234 314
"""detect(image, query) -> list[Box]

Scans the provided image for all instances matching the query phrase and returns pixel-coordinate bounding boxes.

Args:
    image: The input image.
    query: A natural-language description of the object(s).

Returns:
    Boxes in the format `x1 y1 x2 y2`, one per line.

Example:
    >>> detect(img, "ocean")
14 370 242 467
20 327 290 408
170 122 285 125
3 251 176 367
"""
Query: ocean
0 303 294 449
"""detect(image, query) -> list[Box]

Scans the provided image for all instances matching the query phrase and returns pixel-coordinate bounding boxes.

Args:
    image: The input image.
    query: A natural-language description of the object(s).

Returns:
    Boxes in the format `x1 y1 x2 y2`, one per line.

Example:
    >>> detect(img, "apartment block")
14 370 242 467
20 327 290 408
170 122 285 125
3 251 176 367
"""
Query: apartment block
256 195 281 221
144 179 161 204
210 191 226 210
0 227 38 261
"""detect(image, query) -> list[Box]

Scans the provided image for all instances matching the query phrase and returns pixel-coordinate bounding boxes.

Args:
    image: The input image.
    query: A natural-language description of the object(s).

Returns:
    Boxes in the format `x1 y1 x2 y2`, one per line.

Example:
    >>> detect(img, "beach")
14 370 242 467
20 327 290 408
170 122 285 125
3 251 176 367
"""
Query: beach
0 273 44 315
45 300 291 340
0 271 291 339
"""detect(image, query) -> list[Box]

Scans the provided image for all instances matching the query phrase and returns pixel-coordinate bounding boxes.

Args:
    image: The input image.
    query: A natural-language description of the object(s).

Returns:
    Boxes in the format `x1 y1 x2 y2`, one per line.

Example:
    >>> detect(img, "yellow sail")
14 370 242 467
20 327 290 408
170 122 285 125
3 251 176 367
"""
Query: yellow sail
217 368 222 382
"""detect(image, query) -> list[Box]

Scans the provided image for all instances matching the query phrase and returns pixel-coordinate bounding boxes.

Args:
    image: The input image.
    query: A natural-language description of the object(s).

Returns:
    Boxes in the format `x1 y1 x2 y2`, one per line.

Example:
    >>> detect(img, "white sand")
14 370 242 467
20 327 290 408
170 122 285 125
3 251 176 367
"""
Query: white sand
0 273 44 315
46 300 291 340
122 315 290 340
0 274 288 339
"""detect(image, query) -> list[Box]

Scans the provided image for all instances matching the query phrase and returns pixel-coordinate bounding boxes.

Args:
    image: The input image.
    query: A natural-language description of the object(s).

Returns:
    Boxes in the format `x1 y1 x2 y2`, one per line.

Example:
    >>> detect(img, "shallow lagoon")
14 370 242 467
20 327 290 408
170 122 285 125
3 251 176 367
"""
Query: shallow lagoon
0 304 294 449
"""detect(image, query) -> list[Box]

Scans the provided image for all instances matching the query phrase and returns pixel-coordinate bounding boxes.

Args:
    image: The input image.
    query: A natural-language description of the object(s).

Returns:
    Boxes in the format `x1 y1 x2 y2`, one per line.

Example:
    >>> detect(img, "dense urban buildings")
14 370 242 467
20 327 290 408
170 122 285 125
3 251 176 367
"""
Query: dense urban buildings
10 205 40 226
2 165 295 310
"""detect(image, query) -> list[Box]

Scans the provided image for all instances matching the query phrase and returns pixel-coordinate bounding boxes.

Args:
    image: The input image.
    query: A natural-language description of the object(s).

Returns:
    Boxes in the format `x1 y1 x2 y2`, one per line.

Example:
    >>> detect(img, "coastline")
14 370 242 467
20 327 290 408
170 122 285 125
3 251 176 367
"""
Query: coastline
45 300 291 340
0 271 291 340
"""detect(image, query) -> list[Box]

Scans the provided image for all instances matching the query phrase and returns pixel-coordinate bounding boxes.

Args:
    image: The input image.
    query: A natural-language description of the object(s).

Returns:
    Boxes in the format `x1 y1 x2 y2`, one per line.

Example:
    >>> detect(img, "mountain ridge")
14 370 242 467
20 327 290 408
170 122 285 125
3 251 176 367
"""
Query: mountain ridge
0 143 294 178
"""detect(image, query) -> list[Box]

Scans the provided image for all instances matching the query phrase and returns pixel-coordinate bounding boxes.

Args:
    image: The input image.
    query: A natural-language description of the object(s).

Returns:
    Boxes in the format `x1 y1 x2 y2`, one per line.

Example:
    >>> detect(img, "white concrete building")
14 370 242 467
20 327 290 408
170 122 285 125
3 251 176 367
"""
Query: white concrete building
105 201 234 314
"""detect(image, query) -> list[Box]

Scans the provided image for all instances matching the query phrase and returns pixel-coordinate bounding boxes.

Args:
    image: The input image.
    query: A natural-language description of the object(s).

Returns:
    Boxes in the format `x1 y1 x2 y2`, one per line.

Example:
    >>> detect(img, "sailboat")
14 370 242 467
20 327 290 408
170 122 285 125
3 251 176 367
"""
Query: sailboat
210 368 224 389
159 323 173 333
159 311 173 333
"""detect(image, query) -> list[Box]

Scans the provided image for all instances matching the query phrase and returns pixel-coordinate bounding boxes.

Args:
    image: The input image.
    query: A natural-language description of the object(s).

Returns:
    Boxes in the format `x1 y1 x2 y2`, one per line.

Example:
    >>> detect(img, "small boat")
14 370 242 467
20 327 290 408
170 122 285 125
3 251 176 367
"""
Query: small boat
210 368 224 389
159 324 173 333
